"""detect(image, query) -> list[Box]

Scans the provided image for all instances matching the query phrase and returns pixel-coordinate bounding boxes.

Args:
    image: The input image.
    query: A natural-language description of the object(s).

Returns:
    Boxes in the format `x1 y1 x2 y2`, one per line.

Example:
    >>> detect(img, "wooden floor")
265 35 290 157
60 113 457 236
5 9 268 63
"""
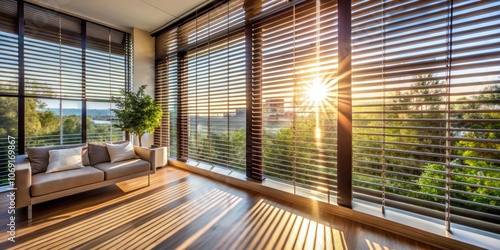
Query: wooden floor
0 167 439 250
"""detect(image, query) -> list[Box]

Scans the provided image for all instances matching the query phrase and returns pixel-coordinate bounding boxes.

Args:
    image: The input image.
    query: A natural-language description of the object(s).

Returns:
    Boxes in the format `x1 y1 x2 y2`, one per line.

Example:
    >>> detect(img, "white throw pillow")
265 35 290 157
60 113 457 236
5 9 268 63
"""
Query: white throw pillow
46 147 85 173
106 142 138 163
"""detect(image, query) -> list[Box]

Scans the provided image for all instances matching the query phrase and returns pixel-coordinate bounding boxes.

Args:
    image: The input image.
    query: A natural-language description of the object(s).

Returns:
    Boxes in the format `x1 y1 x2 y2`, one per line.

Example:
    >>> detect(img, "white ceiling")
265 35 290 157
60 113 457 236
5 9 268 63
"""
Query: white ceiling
27 0 211 33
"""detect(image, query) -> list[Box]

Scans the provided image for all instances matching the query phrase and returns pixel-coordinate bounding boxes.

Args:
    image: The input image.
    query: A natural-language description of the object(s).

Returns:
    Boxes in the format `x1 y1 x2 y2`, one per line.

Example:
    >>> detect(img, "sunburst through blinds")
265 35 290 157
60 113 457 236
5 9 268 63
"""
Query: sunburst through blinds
252 0 339 201
153 0 499 234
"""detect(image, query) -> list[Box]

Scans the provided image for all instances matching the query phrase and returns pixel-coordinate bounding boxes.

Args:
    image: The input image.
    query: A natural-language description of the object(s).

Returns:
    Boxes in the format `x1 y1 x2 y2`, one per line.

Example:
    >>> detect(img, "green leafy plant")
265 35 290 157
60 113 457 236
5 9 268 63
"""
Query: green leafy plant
113 85 162 147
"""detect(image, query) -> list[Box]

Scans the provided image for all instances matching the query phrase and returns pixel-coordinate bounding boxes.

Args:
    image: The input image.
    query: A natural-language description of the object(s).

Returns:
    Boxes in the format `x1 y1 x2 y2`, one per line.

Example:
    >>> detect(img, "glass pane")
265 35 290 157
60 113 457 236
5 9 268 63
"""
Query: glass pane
0 32 18 94
25 98 61 147
449 1 500 218
62 100 82 144
258 1 338 200
351 0 449 213
110 103 125 141
0 0 18 95
87 101 124 142
186 33 246 173
0 97 17 187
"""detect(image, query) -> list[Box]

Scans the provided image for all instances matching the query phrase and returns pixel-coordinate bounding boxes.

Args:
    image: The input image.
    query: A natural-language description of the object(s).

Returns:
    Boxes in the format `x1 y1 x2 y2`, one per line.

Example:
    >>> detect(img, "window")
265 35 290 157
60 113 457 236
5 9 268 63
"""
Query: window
86 22 131 142
186 32 246 171
182 0 246 171
21 4 130 148
351 0 499 231
0 0 18 188
0 1 132 188
155 0 246 170
252 0 338 200
155 28 178 158
24 4 83 146
155 0 499 234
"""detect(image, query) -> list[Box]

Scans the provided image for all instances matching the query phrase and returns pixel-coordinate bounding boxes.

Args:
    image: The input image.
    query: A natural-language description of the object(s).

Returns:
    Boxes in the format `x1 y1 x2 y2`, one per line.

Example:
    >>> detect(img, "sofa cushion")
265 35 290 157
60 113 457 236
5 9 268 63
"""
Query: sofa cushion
31 167 104 197
46 147 85 173
93 159 151 180
27 143 89 174
82 144 90 166
106 142 138 163
88 141 127 165
88 142 110 165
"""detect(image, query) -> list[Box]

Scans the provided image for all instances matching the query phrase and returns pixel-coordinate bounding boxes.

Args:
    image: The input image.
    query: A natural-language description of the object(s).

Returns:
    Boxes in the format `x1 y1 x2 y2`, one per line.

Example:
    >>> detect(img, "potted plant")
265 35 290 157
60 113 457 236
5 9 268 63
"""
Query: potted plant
113 85 162 147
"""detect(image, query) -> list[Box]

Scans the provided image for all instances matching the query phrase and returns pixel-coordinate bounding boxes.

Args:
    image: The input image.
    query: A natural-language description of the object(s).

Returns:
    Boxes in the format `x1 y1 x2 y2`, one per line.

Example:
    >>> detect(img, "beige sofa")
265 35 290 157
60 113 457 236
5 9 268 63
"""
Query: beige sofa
15 142 157 219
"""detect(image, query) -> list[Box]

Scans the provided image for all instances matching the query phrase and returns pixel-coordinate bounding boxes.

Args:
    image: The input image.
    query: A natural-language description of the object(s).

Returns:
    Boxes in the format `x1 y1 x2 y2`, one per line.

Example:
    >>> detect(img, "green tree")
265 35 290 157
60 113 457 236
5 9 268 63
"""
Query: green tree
0 97 18 136
262 112 337 189
113 85 162 146
352 74 449 198
230 127 246 171
63 115 81 134
418 85 500 214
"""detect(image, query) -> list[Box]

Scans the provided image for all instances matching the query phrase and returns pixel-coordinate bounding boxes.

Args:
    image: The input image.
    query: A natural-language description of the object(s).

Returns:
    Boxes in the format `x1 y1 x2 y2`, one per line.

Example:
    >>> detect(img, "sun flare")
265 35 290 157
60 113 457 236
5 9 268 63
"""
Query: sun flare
304 77 331 140
307 78 328 103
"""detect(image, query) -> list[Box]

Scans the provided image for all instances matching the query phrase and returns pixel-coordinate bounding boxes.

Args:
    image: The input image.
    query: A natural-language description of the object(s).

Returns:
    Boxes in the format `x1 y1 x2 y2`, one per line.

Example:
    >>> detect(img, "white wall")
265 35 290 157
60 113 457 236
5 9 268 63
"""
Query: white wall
132 28 155 147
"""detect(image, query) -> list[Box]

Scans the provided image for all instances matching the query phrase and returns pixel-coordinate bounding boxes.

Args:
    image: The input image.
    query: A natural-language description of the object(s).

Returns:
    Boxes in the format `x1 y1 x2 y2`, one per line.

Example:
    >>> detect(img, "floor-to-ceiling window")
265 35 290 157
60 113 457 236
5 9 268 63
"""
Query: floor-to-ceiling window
24 4 84 147
155 0 499 235
351 0 499 232
155 0 246 172
86 22 131 142
185 32 246 172
254 0 338 201
0 0 132 188
0 0 18 187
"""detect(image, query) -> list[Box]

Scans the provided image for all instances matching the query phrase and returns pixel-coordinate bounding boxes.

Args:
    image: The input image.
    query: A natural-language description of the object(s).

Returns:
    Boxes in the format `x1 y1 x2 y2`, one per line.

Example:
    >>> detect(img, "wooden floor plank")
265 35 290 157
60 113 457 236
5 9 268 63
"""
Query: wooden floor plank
0 167 439 250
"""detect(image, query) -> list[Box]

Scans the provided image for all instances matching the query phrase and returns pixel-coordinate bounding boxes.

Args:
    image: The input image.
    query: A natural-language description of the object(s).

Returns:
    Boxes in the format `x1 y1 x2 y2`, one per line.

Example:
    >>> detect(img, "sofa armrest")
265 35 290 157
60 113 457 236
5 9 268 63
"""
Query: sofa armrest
15 155 32 208
134 146 157 171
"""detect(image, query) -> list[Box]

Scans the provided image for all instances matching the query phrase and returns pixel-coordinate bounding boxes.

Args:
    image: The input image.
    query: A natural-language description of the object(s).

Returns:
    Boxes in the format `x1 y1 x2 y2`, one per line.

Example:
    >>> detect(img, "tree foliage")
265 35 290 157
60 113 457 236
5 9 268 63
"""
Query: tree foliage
416 84 500 213
0 97 18 137
188 127 247 172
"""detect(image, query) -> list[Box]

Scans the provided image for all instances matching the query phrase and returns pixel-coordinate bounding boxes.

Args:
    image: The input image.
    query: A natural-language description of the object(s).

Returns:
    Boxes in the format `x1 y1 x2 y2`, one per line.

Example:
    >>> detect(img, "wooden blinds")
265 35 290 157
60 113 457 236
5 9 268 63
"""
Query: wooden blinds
86 22 130 101
154 0 500 234
351 0 500 231
0 0 18 94
24 4 82 99
251 0 339 196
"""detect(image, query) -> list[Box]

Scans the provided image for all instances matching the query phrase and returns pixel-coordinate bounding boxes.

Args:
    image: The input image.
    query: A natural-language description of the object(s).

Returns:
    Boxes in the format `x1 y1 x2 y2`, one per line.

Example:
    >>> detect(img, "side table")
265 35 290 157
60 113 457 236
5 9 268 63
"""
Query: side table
143 147 168 168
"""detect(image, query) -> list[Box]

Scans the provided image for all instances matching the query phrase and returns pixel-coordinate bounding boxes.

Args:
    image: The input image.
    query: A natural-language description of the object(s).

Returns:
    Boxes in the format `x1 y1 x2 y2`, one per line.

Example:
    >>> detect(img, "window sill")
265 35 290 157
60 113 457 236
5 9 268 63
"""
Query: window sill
352 200 499 249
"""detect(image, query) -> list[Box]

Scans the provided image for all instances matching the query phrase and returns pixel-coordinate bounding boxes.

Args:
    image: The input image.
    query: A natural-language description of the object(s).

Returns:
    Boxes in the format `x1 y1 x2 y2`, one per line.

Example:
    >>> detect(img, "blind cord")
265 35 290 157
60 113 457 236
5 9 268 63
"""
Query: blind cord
444 0 454 233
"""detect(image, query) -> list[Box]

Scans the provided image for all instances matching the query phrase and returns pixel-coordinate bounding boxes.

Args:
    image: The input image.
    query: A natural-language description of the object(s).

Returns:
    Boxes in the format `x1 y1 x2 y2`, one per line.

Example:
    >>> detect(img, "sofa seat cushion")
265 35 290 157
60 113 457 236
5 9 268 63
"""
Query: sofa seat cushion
31 167 104 197
93 159 151 180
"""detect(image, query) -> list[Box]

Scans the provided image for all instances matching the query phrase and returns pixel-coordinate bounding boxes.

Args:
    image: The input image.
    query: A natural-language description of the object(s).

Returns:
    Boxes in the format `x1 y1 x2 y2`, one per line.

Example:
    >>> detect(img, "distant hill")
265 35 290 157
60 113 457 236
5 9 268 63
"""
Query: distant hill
47 108 114 118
